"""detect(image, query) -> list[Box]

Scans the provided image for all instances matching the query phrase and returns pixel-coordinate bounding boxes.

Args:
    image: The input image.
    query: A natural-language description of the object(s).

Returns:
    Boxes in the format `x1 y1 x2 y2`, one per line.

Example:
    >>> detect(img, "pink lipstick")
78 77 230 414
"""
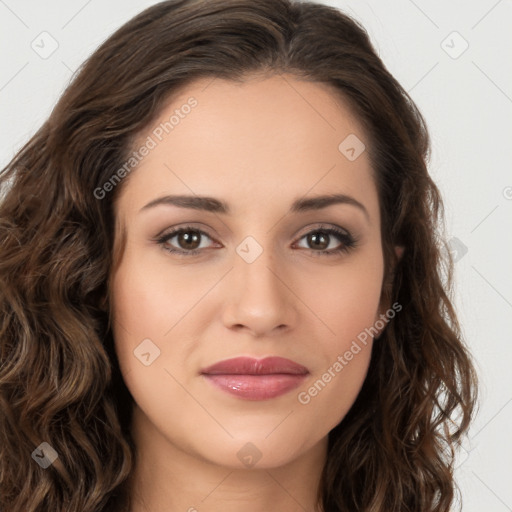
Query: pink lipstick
200 356 309 400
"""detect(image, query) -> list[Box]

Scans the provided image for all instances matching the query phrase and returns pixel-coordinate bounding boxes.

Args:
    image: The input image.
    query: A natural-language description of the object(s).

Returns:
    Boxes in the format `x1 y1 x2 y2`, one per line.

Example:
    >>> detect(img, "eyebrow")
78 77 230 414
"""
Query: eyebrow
140 193 369 220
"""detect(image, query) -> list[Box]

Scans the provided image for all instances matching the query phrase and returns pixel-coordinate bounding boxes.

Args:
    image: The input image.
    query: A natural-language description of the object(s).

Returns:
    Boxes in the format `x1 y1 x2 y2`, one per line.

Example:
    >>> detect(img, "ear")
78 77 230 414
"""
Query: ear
374 245 405 339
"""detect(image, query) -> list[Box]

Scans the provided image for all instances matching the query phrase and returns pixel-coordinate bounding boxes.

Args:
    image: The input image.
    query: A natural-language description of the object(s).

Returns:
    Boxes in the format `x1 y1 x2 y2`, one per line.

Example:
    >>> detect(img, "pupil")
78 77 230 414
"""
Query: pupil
179 231 200 250
310 232 328 250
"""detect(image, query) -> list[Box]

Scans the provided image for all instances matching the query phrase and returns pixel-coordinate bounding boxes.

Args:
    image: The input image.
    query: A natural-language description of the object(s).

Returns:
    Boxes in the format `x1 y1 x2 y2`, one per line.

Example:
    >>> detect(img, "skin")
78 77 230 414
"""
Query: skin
110 73 398 512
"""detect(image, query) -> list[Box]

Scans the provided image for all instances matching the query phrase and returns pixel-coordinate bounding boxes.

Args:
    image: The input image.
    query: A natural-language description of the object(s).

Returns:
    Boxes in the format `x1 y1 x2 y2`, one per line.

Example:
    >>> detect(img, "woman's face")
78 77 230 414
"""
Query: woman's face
110 74 387 469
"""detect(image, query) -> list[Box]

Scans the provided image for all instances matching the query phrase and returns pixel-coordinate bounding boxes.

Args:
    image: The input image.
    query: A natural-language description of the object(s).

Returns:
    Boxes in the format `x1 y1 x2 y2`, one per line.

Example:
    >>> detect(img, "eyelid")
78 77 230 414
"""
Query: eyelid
293 223 351 238
154 222 214 240
155 222 352 240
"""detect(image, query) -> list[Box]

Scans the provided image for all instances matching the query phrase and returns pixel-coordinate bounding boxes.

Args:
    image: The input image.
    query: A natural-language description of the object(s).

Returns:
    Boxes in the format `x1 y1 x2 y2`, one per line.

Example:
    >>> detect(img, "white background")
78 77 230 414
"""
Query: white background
1 0 511 509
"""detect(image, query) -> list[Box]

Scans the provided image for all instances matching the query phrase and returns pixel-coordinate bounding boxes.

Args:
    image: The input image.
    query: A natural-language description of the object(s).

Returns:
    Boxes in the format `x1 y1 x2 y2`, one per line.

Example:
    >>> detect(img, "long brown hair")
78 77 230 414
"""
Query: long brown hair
0 1 478 510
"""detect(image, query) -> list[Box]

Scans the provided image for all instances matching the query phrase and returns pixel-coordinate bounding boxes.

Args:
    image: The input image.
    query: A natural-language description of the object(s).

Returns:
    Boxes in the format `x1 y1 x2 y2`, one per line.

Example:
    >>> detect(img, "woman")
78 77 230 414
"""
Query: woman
0 0 478 510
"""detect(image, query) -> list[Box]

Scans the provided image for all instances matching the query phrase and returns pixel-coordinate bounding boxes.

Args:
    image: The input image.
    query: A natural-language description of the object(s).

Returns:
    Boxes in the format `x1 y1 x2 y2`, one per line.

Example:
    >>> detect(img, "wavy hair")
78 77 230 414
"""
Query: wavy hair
0 0 478 510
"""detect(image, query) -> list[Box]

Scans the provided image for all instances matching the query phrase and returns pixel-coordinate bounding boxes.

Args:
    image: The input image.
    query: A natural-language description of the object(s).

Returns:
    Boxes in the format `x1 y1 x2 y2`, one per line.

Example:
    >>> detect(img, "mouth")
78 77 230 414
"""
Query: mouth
200 356 309 401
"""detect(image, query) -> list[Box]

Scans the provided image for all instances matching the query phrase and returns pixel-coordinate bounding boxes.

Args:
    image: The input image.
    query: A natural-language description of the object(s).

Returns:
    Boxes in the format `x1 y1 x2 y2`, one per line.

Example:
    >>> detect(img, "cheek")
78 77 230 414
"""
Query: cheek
295 250 384 342
296 340 372 437
109 250 170 377
109 256 188 424
110 248 206 340
292 251 382 419
109 247 218 393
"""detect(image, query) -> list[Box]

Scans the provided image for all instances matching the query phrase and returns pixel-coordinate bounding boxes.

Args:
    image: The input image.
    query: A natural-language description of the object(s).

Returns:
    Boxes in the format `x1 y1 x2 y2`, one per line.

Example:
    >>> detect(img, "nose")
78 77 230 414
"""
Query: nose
220 243 299 337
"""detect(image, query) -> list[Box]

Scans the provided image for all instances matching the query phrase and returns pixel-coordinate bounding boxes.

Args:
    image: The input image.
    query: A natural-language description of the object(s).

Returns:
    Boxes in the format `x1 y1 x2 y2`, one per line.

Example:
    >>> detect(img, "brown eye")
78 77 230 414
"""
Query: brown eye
307 231 330 251
295 226 356 256
175 230 202 250
157 227 216 255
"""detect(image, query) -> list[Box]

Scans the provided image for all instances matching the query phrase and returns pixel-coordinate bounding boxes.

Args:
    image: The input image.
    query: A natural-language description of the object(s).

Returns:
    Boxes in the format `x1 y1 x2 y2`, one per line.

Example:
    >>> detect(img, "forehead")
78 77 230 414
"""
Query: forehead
118 73 378 220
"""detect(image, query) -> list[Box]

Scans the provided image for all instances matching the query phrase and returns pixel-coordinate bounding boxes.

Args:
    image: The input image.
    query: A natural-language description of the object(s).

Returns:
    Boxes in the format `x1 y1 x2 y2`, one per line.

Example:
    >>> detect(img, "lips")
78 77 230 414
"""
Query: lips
200 357 309 400
201 356 309 376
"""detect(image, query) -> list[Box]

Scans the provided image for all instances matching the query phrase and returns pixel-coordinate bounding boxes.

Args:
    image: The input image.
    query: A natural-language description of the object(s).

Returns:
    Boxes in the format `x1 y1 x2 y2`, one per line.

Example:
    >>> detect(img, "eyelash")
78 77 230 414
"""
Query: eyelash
155 224 358 258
